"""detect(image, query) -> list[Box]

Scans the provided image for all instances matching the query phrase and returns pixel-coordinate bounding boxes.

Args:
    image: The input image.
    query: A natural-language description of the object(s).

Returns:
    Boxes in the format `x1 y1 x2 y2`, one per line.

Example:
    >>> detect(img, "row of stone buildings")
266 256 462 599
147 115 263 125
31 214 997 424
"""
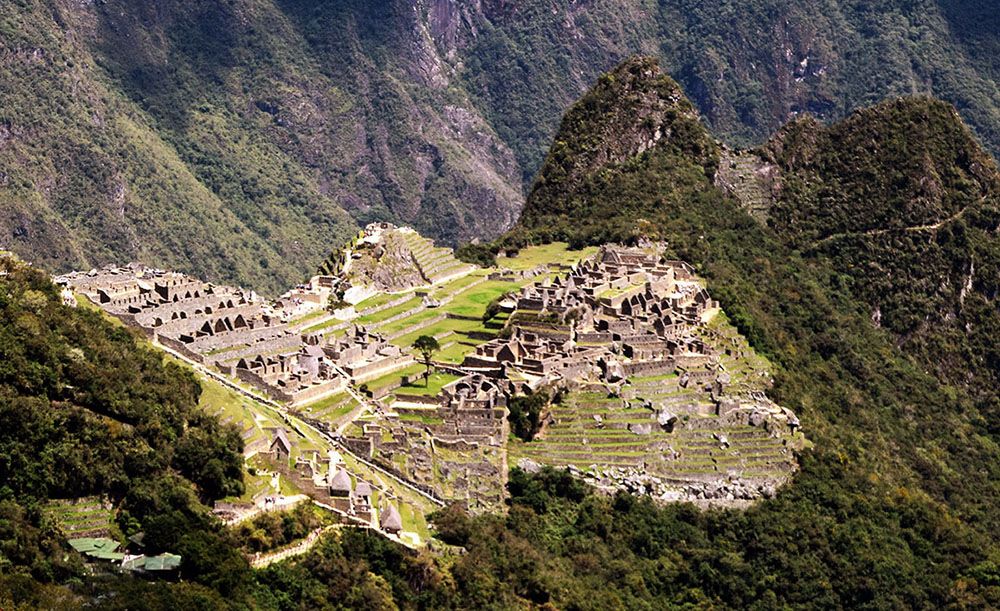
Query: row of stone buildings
58 266 414 407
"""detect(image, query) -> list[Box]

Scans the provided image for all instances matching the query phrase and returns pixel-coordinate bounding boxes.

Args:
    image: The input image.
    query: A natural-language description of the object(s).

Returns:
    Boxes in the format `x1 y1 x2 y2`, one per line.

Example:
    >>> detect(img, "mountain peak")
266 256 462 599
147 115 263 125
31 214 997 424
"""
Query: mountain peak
517 56 720 244
528 56 715 195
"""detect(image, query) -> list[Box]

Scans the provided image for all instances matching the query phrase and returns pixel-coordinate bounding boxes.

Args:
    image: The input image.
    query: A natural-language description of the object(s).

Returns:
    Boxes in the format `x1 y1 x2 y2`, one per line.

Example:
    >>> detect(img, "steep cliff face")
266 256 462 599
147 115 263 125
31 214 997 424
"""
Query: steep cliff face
0 0 523 293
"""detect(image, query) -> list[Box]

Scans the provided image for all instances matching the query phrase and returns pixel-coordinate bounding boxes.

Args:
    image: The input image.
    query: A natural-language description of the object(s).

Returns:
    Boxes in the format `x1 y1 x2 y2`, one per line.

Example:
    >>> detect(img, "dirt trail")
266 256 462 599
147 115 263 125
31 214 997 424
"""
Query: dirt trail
808 203 972 249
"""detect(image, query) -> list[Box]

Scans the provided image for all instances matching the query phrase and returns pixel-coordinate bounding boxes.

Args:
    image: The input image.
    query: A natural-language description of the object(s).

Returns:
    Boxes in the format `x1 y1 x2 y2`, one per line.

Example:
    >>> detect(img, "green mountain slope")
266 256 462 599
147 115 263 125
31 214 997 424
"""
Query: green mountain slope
500 56 1000 605
0 254 244 600
756 99 1000 399
0 0 522 294
4 0 1000 295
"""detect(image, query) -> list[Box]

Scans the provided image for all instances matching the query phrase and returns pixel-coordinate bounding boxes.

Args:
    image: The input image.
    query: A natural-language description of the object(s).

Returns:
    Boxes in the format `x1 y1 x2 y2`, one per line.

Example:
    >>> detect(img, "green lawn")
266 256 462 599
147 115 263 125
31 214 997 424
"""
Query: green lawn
356 291 407 312
435 341 478 364
395 372 462 397
376 309 444 337
629 372 680 383
443 280 518 318
304 316 348 334
392 317 494 349
358 296 423 325
297 392 359 425
289 308 328 326
429 271 486 299
364 363 426 392
497 242 598 271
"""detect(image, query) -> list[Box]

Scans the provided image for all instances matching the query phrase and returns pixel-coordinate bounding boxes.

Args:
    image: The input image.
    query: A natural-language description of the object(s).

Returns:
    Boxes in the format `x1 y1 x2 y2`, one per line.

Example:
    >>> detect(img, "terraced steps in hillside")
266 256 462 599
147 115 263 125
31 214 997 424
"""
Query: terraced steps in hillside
715 150 775 220
515 390 796 482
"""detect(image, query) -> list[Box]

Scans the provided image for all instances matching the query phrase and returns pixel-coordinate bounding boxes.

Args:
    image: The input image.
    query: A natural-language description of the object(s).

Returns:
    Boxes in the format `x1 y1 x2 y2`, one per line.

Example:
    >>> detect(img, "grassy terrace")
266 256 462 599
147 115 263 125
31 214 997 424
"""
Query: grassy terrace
630 372 680 383
597 284 642 299
394 372 463 397
303 316 348 334
167 356 283 449
429 271 485 299
379 274 529 360
511 388 796 478
444 279 521 318
295 392 360 427
355 291 407 312
358 296 423 325
364 363 427 393
497 242 598 271
43 498 116 537
434 340 479 364
288 308 327 326
376 309 443 337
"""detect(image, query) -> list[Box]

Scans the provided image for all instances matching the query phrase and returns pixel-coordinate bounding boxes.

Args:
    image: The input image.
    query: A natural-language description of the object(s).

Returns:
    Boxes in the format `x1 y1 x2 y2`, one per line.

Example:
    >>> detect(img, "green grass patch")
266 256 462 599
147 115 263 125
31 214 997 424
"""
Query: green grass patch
304 316 349 334
377 309 444 337
364 363 426 392
359 297 423 325
356 291 409 312
497 242 598 271
396 372 462 396
289 309 328 326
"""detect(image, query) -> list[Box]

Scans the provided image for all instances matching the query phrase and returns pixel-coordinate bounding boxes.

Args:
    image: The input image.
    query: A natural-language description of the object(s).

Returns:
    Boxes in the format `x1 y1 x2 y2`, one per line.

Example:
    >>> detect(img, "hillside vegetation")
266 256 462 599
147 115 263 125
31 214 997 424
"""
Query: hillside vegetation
0 255 245 599
499 56 1000 606
3 0 1000 294
758 100 1000 402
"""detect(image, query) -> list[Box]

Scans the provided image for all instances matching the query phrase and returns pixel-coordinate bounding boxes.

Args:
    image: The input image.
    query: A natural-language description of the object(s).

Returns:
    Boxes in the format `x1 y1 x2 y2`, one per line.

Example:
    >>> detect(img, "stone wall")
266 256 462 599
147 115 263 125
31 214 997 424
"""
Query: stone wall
157 334 207 364
357 294 412 318
372 305 427 330
345 355 414 383
387 314 446 341
622 359 676 377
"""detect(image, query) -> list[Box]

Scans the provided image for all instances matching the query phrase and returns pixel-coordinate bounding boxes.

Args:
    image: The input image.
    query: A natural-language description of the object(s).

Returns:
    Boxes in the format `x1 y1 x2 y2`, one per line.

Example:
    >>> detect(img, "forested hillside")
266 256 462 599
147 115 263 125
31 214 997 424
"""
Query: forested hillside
3 0 999 294
0 254 245 602
501 56 1000 606
758 99 1000 403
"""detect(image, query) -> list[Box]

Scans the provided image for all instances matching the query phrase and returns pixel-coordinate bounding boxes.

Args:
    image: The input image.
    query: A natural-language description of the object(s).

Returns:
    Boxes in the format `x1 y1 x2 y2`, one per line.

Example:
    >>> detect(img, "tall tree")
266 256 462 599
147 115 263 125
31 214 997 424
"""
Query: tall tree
411 335 440 387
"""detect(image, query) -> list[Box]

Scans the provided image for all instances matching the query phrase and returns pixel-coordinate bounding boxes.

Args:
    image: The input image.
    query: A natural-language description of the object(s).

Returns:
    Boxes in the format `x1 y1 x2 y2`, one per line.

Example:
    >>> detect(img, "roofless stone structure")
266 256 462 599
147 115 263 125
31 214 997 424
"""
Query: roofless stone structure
58 233 803 509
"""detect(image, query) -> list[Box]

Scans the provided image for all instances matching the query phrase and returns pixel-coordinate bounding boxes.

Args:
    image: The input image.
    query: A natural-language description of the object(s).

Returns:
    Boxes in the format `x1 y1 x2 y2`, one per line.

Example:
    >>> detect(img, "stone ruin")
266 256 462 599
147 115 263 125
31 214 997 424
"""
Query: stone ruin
320 222 476 297
57 265 414 407
464 244 802 503
58 239 803 510
342 374 509 512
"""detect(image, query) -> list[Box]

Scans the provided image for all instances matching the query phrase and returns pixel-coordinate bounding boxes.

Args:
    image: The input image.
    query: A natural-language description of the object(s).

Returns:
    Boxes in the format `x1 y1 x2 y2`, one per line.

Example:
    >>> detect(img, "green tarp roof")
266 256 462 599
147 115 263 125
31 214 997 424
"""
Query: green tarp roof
122 553 182 572
68 537 119 556
69 537 181 570
145 553 182 571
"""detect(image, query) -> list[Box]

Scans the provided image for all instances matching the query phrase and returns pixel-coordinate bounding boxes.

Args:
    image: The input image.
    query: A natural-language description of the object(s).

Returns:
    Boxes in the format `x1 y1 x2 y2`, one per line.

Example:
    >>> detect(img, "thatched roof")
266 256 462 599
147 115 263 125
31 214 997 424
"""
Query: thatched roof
380 504 402 532
330 468 352 493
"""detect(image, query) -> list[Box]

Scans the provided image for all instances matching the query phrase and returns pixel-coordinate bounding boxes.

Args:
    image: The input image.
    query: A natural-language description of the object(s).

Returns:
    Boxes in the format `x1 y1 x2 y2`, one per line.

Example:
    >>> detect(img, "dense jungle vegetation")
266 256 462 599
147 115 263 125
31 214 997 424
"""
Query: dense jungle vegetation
0 256 247 603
